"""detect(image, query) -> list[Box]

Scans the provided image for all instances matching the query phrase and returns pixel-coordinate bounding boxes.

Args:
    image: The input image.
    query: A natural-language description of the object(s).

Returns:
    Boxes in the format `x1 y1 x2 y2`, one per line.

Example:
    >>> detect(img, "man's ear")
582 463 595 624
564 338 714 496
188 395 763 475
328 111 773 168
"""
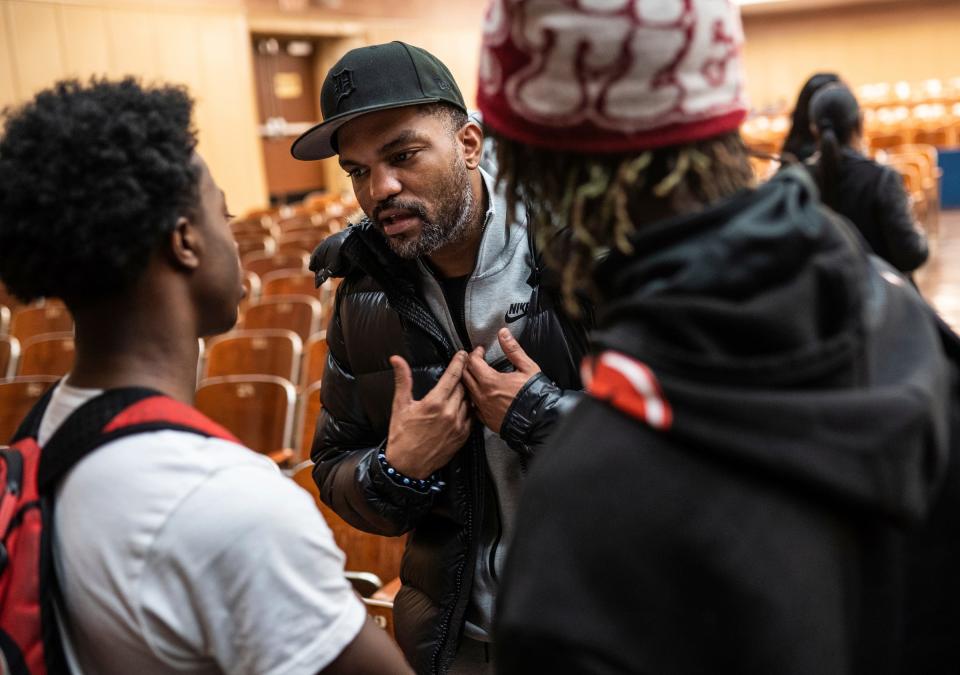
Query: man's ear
458 120 484 171
169 216 201 270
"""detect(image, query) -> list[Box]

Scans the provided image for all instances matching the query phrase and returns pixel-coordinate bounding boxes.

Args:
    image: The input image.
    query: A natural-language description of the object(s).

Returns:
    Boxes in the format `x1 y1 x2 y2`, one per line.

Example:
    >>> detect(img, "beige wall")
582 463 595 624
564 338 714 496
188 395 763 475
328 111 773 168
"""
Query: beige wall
0 0 268 213
742 0 960 110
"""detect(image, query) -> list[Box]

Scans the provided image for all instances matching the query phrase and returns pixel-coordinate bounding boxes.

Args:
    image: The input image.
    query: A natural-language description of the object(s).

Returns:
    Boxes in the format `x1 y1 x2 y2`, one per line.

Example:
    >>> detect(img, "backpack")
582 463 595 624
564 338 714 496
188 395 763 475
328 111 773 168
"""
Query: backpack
0 386 238 674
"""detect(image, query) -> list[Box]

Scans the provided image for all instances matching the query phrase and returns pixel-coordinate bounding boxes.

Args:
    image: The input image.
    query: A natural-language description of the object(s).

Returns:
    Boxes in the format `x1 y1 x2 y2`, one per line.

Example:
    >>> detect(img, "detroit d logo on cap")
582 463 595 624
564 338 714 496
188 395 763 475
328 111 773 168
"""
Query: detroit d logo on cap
333 68 355 104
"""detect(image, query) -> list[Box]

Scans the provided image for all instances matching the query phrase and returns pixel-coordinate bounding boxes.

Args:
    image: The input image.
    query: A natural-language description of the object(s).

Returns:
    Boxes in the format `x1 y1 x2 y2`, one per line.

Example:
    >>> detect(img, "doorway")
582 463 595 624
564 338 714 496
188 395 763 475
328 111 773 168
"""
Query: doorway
252 35 326 205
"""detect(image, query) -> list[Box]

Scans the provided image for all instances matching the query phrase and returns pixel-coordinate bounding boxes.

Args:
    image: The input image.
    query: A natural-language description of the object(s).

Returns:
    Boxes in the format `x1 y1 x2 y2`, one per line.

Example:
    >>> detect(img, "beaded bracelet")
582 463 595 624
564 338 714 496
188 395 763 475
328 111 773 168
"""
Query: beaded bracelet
377 450 446 494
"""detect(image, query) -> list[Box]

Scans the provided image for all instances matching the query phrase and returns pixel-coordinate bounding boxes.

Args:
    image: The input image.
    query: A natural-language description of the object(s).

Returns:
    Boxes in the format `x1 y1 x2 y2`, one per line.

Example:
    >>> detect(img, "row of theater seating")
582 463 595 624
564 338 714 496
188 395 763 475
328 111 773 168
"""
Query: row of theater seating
0 296 331 376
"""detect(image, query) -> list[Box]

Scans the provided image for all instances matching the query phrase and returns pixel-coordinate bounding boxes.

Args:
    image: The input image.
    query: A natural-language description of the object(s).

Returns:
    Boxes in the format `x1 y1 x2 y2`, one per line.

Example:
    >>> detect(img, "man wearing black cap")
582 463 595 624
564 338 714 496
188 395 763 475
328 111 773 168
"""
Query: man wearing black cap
292 42 589 673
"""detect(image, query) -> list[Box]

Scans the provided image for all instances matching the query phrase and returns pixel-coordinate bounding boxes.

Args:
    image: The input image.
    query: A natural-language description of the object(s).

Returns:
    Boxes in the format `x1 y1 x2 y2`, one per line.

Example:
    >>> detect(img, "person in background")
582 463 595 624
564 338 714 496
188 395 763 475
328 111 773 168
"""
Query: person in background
781 72 840 162
807 82 928 276
0 78 411 675
290 42 589 673
477 1 957 673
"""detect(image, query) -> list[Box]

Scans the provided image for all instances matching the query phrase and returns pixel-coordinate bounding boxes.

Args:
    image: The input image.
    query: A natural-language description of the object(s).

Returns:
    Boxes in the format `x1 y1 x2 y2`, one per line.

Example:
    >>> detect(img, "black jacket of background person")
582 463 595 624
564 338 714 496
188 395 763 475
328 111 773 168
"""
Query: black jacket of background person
807 147 928 273
309 218 588 673
495 167 960 675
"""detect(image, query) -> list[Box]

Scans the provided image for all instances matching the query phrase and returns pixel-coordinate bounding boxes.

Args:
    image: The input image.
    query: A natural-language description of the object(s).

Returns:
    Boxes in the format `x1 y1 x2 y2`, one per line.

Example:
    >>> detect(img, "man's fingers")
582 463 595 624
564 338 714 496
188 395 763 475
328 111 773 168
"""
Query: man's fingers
430 351 467 399
390 355 413 409
499 328 539 374
461 367 482 400
466 348 497 380
456 399 472 439
447 381 466 409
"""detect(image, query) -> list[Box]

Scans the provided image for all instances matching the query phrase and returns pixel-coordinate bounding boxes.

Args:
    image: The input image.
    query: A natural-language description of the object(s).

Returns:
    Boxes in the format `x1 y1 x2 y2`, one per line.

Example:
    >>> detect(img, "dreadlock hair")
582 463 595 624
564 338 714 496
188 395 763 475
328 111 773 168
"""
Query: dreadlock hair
492 131 754 314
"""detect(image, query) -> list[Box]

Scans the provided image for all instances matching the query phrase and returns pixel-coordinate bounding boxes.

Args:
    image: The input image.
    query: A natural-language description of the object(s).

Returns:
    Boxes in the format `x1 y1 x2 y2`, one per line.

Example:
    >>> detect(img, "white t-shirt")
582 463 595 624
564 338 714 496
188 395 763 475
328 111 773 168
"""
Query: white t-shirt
41 382 366 675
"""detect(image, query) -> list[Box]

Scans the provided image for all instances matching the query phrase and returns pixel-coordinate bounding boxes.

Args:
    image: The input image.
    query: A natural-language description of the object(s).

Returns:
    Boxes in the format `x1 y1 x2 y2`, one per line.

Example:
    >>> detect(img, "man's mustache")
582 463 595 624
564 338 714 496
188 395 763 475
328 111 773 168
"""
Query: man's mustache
373 198 429 224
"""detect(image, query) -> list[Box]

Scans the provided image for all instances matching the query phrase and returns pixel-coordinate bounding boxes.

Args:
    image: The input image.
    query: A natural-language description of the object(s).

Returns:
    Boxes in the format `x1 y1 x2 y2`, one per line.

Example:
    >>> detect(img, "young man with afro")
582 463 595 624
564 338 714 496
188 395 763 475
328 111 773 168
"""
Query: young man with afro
0 78 411 675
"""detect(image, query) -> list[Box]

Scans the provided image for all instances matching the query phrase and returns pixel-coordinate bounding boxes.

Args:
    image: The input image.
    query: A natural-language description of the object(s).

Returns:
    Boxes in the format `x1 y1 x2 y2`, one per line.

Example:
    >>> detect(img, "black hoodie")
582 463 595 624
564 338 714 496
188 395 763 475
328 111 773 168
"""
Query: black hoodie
494 168 956 675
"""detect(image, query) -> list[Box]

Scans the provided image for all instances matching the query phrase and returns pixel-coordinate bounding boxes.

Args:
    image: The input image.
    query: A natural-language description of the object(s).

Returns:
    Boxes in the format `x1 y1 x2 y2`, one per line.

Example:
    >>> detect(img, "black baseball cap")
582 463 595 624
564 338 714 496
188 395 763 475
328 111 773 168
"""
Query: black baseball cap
291 41 467 161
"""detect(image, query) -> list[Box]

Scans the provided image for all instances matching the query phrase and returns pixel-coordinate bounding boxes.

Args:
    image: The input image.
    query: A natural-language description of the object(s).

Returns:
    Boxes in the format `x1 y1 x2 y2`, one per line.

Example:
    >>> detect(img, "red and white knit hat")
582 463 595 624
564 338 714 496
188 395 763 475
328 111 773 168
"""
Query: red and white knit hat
478 0 749 153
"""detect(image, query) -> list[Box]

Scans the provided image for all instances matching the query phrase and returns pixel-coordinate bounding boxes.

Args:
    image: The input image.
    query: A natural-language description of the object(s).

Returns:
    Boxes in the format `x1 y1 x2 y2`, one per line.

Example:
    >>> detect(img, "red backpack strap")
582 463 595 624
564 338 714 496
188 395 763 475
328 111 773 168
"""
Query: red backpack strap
37 388 238 494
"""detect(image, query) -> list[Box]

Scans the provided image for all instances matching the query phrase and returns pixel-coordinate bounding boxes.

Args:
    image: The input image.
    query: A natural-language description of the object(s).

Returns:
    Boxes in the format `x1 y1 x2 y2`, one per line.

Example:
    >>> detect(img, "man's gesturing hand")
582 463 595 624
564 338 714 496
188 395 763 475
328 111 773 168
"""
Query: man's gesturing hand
463 328 541 435
384 352 472 479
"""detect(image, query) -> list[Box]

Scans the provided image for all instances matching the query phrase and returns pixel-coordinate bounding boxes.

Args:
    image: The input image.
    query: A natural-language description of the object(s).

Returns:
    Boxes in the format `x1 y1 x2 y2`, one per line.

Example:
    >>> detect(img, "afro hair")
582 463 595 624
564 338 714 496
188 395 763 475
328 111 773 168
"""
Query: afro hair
0 77 198 304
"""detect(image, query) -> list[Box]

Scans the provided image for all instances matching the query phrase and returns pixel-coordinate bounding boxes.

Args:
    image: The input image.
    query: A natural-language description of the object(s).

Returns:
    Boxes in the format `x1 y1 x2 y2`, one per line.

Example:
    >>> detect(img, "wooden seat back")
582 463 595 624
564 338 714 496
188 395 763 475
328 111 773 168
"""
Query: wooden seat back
195 375 296 455
18 332 75 377
203 329 302 381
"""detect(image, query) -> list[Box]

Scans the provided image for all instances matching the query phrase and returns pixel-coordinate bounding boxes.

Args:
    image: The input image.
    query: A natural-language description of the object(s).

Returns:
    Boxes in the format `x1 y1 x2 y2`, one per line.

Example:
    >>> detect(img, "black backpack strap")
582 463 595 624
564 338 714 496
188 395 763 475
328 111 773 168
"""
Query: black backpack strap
36 387 166 493
8 380 60 444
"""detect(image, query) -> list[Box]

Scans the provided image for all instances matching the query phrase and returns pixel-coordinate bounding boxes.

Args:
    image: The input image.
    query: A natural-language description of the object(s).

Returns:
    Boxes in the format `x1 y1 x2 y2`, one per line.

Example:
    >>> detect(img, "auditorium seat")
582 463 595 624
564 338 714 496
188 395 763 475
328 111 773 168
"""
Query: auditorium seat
10 303 73 343
363 598 398 640
290 463 406 590
277 213 322 234
885 144 942 236
241 250 309 279
0 376 58 443
366 574 402 637
240 295 322 342
1 334 19 379
301 332 328 388
302 192 337 212
195 375 296 463
230 216 274 238
234 233 276 259
202 328 302 381
0 284 22 311
277 230 329 253
296 380 322 461
17 332 75 377
869 129 910 153
262 270 318 298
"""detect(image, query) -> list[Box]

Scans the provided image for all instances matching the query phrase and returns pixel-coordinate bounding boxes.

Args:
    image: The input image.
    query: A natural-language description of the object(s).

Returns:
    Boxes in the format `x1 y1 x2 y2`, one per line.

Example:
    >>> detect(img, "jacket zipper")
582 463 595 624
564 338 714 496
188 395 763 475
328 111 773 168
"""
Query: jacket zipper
431 271 477 671
431 423 482 673
487 477 502 584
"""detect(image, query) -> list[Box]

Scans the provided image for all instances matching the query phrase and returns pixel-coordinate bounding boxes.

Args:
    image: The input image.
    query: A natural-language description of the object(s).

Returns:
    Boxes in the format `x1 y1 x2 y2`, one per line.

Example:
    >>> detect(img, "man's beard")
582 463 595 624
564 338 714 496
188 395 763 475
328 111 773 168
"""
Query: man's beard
374 158 476 259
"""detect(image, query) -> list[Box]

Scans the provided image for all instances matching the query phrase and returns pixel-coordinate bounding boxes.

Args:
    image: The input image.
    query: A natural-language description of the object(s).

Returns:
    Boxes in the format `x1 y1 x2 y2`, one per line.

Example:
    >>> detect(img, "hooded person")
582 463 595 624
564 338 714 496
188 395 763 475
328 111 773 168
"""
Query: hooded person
478 1 960 673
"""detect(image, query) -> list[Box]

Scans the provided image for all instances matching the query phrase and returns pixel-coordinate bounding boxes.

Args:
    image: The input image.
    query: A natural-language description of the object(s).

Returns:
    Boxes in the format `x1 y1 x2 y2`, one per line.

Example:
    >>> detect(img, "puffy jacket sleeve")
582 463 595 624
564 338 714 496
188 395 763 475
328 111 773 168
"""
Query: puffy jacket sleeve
499 373 583 458
310 296 435 537
875 167 929 273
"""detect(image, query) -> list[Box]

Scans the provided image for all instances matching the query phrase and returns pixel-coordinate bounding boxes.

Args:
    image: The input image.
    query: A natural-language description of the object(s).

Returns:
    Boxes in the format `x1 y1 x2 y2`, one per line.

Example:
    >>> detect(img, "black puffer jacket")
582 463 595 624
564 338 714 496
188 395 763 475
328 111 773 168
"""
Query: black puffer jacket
310 219 588 673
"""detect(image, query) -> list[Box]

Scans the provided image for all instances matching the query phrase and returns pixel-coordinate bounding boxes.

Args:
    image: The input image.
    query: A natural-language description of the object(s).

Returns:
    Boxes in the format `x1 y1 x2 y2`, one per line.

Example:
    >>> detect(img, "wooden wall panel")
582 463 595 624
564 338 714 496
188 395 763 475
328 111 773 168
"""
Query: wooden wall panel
104 9 159 81
742 1 960 109
59 5 110 78
6 1 65 97
196 13 267 211
0 0 268 213
0 4 19 108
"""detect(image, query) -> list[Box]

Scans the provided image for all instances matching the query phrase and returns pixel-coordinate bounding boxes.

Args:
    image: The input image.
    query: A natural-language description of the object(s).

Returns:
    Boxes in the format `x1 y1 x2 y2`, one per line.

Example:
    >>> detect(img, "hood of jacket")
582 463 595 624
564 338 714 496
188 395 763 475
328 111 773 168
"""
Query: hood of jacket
591 166 951 524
